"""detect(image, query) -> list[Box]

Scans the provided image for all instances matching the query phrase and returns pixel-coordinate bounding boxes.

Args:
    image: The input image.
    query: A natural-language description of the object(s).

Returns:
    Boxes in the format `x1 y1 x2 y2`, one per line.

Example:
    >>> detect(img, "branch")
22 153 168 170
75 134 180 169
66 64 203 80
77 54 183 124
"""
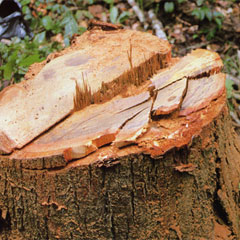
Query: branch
127 0 146 25
148 9 167 40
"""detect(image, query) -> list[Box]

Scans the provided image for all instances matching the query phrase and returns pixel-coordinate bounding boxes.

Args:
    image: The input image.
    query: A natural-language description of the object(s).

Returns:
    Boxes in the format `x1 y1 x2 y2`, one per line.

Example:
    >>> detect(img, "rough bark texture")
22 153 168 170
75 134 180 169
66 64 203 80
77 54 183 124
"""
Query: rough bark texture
0 101 239 240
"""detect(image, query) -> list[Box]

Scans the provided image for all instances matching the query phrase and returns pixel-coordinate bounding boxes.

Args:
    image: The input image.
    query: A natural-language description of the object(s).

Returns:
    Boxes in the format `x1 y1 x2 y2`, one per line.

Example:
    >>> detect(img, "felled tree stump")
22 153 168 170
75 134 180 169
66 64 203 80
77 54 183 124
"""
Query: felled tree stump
0 28 239 240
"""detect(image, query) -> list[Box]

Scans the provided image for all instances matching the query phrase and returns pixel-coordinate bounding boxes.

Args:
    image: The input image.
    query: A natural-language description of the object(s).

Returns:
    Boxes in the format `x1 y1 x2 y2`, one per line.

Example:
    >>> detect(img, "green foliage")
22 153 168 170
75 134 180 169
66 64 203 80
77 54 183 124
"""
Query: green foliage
163 0 186 13
223 53 240 100
164 2 174 13
0 0 89 87
191 7 224 28
162 0 224 40
103 0 130 24
0 37 62 84
110 6 119 23
225 77 234 99
190 1 224 40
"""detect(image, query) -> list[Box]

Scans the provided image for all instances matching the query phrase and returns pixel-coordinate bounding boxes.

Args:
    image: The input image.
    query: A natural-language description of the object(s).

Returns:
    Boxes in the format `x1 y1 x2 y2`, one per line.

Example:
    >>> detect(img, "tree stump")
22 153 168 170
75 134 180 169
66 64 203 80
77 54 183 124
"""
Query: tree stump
0 29 239 240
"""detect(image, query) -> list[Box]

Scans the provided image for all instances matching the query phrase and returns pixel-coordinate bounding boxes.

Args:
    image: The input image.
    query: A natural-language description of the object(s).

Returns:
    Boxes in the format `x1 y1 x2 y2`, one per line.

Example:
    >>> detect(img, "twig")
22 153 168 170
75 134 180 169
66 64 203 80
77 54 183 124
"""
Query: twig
186 41 210 50
148 9 167 40
127 0 145 23
176 16 191 26
230 111 240 125
227 74 240 85
232 122 240 128
232 92 240 100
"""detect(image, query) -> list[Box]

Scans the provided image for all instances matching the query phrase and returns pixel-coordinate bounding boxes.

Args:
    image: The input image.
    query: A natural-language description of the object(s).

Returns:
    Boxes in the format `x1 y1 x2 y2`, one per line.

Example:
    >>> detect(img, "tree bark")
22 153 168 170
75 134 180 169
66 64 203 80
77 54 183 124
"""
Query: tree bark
0 97 239 240
0 28 239 240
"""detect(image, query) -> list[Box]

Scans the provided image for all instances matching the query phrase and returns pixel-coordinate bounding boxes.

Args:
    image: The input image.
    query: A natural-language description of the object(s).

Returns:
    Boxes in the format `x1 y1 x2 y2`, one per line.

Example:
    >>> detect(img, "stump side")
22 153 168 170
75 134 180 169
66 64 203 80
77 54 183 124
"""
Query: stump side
0 102 239 240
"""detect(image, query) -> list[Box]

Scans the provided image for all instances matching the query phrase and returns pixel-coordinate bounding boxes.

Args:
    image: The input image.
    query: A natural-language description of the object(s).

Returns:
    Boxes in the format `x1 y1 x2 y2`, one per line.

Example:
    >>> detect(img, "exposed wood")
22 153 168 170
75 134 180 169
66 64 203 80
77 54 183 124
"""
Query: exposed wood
113 100 152 147
11 92 151 160
10 72 225 160
149 48 223 91
138 93 227 157
152 77 187 116
179 73 226 116
0 29 171 154
7 51 226 161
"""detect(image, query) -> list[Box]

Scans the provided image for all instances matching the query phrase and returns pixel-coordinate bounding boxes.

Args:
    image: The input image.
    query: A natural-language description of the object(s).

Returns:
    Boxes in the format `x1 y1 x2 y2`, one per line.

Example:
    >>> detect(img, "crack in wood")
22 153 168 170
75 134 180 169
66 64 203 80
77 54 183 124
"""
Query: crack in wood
0 29 171 154
0 30 227 170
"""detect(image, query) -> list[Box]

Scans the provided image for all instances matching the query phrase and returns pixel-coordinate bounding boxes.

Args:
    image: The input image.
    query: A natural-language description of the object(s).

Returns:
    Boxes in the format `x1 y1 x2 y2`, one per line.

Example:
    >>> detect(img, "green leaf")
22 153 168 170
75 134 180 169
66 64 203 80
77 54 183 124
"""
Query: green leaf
64 37 70 47
79 26 87 35
19 54 42 67
213 11 224 18
199 8 205 20
196 0 204 6
206 28 216 40
51 4 61 13
104 0 114 4
117 11 130 23
81 10 94 19
110 6 119 24
192 8 205 20
42 16 54 31
20 0 31 5
191 9 200 19
193 34 199 39
22 6 32 20
225 77 234 99
2 62 14 80
164 2 174 13
177 0 186 3
33 31 46 44
214 17 222 29
1 51 18 80
75 10 83 20
62 12 79 37
205 9 212 21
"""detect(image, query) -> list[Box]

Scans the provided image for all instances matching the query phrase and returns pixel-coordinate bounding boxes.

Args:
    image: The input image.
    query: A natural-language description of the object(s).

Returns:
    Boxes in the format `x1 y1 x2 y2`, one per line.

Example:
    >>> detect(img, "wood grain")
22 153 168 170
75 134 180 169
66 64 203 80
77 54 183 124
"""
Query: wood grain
179 73 225 116
0 29 171 153
11 92 151 160
152 77 187 116
150 49 223 91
